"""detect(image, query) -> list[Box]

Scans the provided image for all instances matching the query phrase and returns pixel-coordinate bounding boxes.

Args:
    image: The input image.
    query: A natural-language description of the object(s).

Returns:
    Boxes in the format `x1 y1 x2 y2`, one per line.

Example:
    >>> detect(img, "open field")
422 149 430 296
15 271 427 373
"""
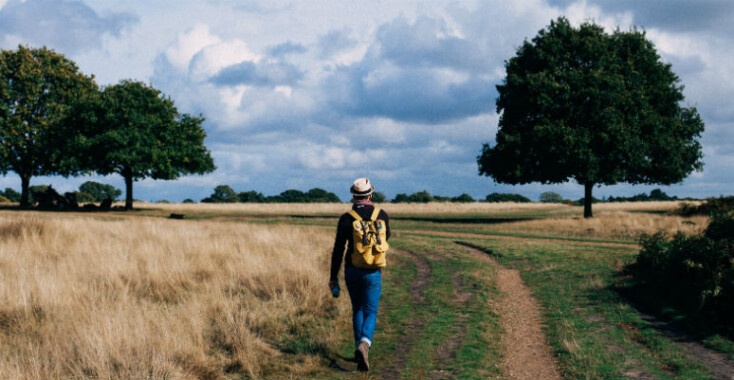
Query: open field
1 201 731 379
0 212 346 379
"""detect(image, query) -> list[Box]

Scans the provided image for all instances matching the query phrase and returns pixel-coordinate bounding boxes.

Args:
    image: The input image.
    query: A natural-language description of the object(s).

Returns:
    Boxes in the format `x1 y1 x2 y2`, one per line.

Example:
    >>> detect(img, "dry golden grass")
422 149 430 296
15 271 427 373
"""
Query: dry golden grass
487 210 707 241
139 199 697 217
141 201 567 216
0 212 346 380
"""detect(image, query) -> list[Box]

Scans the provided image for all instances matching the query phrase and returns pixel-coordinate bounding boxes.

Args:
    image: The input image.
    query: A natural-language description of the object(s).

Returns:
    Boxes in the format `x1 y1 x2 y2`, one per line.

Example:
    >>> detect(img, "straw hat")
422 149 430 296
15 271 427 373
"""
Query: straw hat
350 177 374 196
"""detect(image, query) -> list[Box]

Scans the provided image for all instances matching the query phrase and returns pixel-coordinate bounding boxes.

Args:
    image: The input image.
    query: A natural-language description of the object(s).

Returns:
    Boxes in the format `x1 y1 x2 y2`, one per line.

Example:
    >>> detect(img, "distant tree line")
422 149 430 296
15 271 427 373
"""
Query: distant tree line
391 190 475 203
0 181 121 204
0 46 215 210
201 185 342 203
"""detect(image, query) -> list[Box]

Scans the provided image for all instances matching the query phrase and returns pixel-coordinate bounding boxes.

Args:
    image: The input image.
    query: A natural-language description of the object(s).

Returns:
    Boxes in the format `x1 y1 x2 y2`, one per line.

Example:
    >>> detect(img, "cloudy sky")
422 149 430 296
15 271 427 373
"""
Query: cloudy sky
1 0 732 202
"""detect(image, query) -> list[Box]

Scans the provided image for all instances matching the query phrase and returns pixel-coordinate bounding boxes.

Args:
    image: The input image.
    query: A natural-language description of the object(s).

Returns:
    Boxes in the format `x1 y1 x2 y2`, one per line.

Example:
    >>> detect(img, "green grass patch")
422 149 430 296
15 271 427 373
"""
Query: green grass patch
702 335 734 360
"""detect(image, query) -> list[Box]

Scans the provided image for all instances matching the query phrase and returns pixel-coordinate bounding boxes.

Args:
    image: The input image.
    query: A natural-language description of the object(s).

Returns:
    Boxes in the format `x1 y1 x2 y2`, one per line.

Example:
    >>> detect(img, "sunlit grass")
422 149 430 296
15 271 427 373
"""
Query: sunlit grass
0 212 346 379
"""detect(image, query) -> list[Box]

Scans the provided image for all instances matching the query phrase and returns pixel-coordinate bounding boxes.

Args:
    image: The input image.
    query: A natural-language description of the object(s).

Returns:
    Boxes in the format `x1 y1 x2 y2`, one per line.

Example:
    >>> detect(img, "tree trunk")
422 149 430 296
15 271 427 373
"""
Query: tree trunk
20 174 31 208
584 182 593 218
124 173 134 210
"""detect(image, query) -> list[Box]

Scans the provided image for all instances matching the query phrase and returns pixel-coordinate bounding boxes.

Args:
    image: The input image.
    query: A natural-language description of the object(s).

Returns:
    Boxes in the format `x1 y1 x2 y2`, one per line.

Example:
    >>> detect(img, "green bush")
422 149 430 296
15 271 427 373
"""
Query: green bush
485 192 531 203
676 196 734 216
0 188 21 202
79 181 122 202
392 190 433 203
75 192 96 203
202 185 238 203
371 192 387 203
608 188 678 202
237 191 265 203
451 193 475 203
539 191 564 203
496 193 524 202
629 208 734 328
0 195 10 203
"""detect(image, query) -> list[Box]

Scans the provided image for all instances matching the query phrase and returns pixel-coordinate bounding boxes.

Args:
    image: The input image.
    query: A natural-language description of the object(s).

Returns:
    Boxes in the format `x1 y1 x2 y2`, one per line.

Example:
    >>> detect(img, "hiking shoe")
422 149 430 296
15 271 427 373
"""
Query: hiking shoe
356 341 370 371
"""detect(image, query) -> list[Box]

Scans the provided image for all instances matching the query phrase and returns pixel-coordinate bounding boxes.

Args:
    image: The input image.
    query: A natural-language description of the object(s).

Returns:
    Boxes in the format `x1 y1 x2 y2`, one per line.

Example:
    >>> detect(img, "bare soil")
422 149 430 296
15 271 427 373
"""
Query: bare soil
464 245 563 380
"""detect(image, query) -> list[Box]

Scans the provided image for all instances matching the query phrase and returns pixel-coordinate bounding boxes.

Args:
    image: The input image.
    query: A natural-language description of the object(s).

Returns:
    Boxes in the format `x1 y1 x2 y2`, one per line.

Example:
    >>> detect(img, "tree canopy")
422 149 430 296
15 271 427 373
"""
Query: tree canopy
79 181 122 202
84 80 215 209
477 18 704 217
485 192 531 203
0 46 97 206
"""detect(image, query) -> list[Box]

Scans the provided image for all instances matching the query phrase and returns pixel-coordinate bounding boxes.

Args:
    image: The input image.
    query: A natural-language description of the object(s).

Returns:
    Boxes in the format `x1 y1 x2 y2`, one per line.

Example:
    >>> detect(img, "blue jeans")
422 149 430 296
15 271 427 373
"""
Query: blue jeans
345 266 382 348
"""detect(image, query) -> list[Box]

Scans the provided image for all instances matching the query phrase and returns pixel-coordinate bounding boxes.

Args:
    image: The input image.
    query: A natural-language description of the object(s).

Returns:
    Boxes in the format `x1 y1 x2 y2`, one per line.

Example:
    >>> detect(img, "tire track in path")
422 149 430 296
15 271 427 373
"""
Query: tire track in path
463 245 562 380
429 261 473 380
380 249 431 380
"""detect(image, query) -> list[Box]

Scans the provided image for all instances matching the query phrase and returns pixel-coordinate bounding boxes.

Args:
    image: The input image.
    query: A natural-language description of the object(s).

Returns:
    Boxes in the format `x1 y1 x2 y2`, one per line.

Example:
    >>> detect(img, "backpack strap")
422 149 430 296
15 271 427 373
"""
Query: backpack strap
347 209 362 221
369 208 381 221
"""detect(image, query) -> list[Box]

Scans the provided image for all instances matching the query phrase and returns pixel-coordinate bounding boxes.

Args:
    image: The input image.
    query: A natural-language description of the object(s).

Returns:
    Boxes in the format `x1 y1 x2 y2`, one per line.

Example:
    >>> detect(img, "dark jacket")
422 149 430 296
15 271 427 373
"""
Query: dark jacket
330 203 391 281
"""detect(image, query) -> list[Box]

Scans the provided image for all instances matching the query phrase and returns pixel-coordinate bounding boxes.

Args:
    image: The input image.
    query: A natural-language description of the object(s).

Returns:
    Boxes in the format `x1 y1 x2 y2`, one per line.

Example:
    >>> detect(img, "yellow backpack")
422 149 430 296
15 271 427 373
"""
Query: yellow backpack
348 208 389 269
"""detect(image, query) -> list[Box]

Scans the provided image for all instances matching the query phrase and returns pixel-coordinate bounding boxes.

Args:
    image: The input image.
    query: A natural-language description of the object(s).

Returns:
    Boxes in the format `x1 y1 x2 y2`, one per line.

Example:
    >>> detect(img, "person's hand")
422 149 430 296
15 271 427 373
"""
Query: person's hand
328 280 337 290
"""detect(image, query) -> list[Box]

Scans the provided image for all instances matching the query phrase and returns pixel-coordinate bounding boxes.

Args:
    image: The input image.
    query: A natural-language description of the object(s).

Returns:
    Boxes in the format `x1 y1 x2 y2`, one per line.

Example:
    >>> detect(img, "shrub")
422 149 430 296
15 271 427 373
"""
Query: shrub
539 191 564 203
237 191 265 203
392 190 433 203
0 195 10 203
0 188 21 202
452 193 475 203
628 208 734 328
202 185 238 203
371 192 387 203
79 181 122 202
75 192 96 203
29 185 50 203
485 192 531 203
607 188 679 202
676 196 734 216
572 196 601 206
306 188 341 203
182 198 195 203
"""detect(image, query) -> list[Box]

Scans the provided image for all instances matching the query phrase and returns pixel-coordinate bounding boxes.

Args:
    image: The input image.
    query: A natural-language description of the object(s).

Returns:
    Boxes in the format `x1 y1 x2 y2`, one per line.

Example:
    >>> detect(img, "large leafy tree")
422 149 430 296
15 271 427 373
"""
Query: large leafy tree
478 18 704 218
86 80 215 209
0 46 97 206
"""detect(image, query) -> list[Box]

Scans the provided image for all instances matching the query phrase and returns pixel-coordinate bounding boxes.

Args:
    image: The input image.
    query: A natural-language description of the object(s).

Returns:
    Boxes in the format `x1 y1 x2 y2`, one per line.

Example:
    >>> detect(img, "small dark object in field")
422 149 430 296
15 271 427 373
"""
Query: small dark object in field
169 213 185 220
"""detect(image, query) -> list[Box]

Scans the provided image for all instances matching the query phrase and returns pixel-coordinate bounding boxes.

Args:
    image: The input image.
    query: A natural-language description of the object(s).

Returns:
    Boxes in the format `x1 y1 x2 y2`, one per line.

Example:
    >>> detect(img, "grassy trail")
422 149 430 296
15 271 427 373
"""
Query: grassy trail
323 223 731 380
328 238 503 379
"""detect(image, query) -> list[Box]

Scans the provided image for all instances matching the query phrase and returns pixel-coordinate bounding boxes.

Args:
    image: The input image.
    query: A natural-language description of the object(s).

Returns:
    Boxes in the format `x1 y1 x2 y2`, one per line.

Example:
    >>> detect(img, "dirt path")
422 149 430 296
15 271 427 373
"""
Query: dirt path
463 245 563 380
402 229 640 249
380 249 431 380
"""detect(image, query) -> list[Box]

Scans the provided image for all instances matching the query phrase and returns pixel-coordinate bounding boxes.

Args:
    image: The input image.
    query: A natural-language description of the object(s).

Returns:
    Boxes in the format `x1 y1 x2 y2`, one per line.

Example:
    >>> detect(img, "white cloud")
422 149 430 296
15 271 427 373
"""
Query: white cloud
164 23 221 72
5 0 732 201
190 39 260 79
274 85 293 98
564 0 634 30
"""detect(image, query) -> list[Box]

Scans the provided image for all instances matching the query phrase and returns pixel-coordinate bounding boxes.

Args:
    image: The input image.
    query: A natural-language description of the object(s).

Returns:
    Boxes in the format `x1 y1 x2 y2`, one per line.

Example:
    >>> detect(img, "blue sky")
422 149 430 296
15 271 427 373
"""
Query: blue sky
1 0 732 202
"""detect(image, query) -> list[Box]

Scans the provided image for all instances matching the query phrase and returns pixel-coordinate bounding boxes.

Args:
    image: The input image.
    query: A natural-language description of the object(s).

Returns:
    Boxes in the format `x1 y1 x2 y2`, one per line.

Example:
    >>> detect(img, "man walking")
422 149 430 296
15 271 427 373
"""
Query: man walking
330 177 390 372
